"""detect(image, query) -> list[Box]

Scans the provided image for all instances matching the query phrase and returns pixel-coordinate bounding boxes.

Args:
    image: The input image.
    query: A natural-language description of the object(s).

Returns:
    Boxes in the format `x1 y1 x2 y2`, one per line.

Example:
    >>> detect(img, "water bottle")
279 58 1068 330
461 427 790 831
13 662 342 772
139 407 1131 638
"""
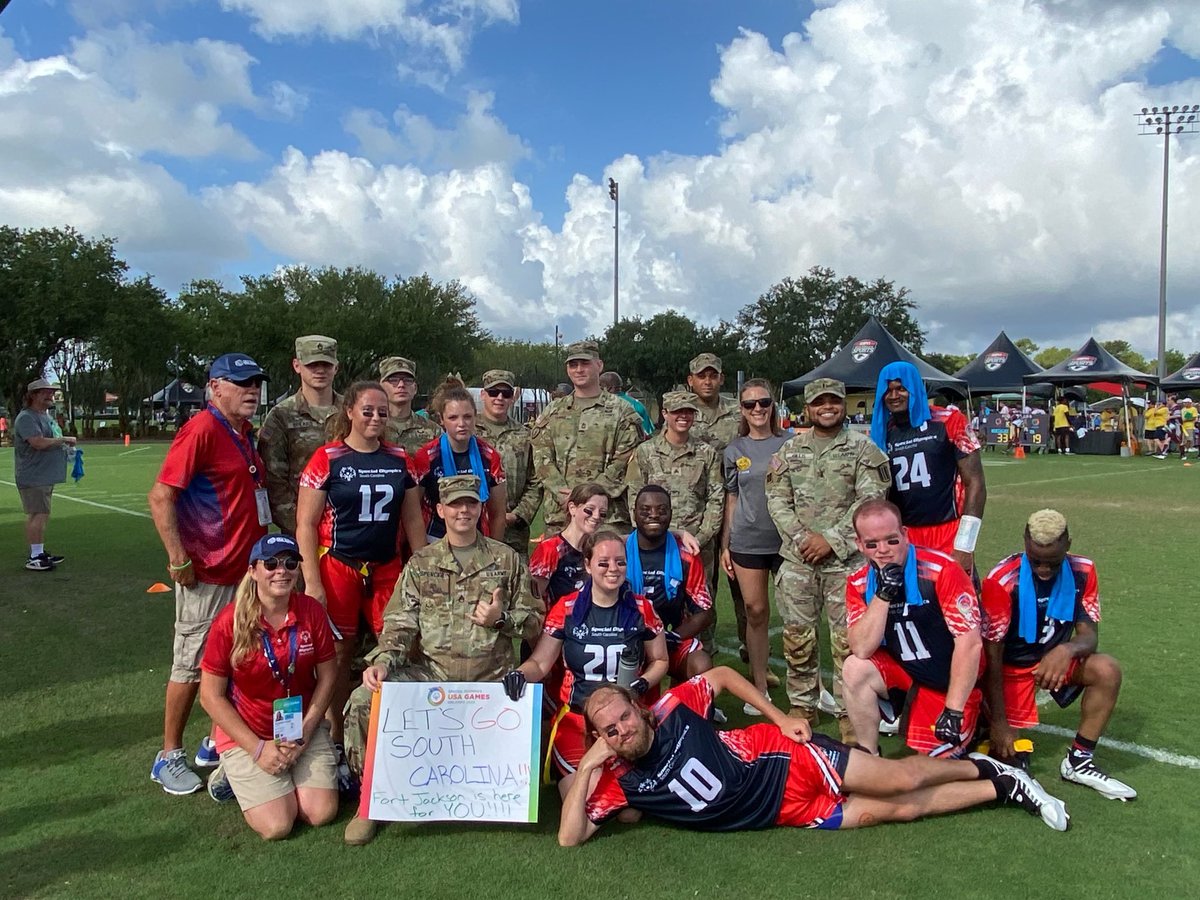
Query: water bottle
615 643 640 687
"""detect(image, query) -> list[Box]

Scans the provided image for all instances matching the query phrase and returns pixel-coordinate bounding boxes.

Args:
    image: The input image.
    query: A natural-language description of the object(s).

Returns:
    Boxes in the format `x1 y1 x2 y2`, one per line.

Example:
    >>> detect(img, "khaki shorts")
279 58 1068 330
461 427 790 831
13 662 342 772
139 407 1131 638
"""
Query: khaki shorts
171 581 236 683
222 722 338 811
18 485 53 515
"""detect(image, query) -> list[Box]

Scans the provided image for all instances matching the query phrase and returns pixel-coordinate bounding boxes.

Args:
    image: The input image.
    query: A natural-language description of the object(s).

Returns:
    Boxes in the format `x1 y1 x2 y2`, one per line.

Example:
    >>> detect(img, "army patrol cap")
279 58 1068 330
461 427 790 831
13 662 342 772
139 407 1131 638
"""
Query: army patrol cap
689 353 723 375
804 378 847 404
662 390 702 413
439 474 482 504
379 356 417 380
295 335 338 365
482 369 517 389
565 340 600 362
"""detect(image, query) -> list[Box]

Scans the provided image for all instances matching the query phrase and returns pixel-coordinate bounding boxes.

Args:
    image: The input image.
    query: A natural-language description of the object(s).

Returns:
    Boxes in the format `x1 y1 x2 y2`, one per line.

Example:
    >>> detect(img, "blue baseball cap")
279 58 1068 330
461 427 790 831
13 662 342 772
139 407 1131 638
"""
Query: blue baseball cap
209 353 268 382
250 534 303 563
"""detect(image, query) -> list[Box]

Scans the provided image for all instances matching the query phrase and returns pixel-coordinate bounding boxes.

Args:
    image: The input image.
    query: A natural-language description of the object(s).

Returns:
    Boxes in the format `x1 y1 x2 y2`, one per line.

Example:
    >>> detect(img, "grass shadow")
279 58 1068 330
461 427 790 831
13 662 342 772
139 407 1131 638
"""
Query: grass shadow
0 711 158 769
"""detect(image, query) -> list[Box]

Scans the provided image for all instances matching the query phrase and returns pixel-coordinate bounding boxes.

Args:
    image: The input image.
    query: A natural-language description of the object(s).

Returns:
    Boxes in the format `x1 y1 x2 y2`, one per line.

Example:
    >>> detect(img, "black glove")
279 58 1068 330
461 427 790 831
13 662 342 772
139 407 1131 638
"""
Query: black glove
876 563 905 605
934 707 964 743
629 677 650 697
502 670 527 702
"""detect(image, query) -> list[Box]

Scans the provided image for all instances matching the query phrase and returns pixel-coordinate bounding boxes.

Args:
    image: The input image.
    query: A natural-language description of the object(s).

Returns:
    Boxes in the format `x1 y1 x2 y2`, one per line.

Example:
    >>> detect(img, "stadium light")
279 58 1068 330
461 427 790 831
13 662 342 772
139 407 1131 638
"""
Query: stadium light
1137 103 1200 381
608 178 619 326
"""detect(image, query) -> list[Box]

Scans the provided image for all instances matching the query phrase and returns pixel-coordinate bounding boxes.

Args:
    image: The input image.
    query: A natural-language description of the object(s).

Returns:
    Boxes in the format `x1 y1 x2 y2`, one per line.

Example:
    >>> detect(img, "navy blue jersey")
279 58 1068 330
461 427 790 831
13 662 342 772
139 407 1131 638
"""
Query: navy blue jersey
411 438 505 539
529 534 586 604
885 408 979 527
631 538 713 631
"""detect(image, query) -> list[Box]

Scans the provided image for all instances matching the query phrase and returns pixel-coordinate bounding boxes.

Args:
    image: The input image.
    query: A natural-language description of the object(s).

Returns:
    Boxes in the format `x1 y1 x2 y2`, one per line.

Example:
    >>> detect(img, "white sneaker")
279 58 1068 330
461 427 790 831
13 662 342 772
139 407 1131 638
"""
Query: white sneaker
1060 756 1137 801
743 690 771 717
712 708 728 724
877 698 900 735
999 768 1071 831
818 688 839 715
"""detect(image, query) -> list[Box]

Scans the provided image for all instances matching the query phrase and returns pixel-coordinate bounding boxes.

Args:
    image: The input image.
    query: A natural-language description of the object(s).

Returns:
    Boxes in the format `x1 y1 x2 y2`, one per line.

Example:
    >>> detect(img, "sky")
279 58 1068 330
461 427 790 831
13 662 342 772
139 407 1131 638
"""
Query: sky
3 0 1200 361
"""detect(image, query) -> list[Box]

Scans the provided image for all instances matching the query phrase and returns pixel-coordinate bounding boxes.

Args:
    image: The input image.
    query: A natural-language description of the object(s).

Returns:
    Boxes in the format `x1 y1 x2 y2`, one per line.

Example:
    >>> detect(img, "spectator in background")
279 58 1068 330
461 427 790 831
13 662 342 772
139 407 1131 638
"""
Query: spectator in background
378 356 442 455
476 369 542 560
14 378 74 571
600 370 654 437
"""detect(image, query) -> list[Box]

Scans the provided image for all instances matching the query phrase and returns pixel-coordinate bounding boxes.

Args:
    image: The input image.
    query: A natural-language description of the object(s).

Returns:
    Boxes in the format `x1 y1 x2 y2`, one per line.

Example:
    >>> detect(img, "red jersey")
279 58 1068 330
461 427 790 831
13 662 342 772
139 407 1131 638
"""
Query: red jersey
200 592 336 753
846 546 980 692
299 440 416 562
529 533 586 604
156 406 267 584
410 437 505 539
885 407 979 527
544 588 663 711
981 553 1101 667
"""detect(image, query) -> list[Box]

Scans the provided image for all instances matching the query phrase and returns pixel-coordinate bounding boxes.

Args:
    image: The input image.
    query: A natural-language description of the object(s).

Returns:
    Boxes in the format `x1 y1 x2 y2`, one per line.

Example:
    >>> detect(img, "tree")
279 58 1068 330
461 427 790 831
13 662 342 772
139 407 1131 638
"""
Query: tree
0 226 125 415
470 339 561 390
1165 348 1189 375
95 278 175 434
735 267 924 389
921 352 973 375
1034 347 1073 369
1099 340 1151 374
1014 337 1039 357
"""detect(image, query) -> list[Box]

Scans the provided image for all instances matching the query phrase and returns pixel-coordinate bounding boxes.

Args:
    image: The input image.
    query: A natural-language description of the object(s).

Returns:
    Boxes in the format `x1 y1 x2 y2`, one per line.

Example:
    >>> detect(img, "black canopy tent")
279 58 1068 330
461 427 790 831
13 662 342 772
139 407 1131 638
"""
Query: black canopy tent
781 317 966 399
1023 338 1157 443
954 331 1053 397
144 378 205 408
1161 352 1200 393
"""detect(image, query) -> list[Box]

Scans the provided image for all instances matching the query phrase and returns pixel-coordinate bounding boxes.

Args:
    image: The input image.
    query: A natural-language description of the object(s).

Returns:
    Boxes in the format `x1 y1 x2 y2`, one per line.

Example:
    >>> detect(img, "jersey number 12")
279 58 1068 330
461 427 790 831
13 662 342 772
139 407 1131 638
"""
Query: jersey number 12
357 484 394 522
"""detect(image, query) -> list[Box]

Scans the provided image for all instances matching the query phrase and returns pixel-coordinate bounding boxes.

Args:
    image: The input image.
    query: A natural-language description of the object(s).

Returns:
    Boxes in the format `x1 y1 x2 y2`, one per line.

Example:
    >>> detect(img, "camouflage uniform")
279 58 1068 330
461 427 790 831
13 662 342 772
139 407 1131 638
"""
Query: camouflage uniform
530 344 642 532
343 487 544 775
692 396 742 453
384 412 442 457
256 335 342 535
476 402 541 560
765 380 891 716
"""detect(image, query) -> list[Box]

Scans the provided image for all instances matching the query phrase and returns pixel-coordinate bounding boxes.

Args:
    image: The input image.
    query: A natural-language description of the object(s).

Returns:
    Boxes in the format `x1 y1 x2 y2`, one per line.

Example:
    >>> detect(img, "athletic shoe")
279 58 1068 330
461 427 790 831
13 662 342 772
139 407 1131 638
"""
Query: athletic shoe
818 688 839 715
344 816 378 846
743 690 771 717
712 708 728 724
335 743 359 797
194 735 221 769
207 762 235 804
996 769 1070 831
44 551 66 565
151 748 203 796
25 553 56 572
877 698 901 735
1060 755 1137 801
969 751 1017 782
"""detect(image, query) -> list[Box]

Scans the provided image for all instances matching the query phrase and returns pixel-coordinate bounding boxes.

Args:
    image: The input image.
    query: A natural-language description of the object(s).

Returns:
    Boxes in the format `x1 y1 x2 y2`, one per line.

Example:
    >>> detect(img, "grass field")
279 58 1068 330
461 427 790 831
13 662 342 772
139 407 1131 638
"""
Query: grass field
1 443 1198 899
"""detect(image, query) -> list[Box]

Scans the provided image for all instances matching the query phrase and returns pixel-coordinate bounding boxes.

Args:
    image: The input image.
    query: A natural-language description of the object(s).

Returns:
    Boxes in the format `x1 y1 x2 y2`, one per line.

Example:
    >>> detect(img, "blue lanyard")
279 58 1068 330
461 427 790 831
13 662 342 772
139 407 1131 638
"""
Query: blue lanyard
207 404 262 486
261 626 298 695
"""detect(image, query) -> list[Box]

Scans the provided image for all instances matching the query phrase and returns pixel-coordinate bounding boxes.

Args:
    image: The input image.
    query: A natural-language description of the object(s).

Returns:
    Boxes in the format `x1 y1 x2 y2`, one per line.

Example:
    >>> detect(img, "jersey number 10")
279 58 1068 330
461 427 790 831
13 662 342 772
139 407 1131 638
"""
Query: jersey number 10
665 758 723 812
892 451 931 491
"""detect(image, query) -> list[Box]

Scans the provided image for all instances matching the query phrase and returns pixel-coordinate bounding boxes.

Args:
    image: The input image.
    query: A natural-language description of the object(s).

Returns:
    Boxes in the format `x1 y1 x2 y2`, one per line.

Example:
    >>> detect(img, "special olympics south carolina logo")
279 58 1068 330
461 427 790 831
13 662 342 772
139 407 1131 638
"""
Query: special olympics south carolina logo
1065 356 1096 372
983 352 1008 372
426 687 447 706
851 340 877 363
339 466 357 481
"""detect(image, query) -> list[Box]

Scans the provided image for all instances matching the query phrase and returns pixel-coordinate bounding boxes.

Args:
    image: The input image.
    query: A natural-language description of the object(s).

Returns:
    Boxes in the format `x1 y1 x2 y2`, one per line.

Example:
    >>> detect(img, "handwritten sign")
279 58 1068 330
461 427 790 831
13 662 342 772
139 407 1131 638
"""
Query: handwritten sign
362 682 543 823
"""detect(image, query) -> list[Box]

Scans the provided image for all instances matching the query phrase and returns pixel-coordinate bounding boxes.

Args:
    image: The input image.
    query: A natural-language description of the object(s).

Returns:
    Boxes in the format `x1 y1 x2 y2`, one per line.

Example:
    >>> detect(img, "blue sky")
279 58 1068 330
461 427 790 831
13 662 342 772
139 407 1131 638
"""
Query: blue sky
3 0 1200 355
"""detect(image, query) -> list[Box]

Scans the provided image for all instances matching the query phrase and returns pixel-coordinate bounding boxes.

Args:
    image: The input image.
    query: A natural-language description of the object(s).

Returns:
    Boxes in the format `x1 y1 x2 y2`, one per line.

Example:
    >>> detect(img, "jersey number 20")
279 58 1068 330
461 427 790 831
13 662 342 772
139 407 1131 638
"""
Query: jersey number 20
892 452 931 491
666 758 723 812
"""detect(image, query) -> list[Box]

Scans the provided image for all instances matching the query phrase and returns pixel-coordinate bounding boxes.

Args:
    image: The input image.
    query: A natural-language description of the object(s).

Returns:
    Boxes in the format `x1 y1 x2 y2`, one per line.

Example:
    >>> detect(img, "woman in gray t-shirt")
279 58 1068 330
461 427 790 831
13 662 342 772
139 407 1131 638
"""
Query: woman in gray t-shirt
720 378 790 708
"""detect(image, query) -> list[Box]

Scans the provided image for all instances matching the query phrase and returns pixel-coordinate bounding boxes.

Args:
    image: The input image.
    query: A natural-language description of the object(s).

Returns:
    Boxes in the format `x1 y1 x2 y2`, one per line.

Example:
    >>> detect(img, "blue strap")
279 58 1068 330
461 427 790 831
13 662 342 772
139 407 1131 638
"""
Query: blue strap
571 578 643 636
870 362 930 452
865 545 924 607
439 433 490 502
625 532 682 601
208 404 262 486
261 625 298 694
1017 554 1076 643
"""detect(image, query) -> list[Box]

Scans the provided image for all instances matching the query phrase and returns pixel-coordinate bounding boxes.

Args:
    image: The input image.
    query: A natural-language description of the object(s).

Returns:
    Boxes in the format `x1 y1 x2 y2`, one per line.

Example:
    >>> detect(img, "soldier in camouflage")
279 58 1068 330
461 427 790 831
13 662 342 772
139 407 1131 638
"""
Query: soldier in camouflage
342 474 544 845
257 335 342 534
476 369 542 560
530 340 643 533
378 355 442 455
765 377 891 740
626 389 723 584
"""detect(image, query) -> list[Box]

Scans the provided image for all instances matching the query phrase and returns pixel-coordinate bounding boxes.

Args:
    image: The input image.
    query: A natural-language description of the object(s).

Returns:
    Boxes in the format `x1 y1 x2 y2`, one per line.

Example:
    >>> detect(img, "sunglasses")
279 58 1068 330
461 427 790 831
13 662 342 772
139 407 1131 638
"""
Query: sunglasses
260 557 300 571
383 374 416 385
223 377 262 389
484 387 514 398
863 537 902 550
741 398 773 410
359 409 389 418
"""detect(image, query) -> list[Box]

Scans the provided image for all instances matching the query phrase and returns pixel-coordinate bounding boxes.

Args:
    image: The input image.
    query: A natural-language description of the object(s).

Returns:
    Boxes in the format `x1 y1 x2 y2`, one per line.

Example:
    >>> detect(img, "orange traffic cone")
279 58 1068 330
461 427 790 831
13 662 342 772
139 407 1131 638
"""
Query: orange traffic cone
124 434 131 446
146 582 172 593
1013 444 1026 459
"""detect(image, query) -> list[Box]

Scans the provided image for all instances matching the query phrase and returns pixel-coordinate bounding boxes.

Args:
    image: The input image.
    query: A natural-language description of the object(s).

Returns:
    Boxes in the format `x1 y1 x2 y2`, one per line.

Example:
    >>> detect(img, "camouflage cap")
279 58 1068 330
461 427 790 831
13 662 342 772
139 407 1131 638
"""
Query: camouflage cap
565 340 600 362
482 369 517 389
379 356 417 380
662 390 702 413
439 474 482 504
295 334 338 364
804 378 846 404
689 352 722 375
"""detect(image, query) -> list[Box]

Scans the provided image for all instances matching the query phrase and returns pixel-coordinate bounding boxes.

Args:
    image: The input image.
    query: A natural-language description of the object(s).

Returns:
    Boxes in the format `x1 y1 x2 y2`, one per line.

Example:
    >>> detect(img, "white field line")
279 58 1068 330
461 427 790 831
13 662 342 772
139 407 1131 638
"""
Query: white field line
715 641 1200 770
119 446 152 456
1001 468 1176 488
0 480 150 519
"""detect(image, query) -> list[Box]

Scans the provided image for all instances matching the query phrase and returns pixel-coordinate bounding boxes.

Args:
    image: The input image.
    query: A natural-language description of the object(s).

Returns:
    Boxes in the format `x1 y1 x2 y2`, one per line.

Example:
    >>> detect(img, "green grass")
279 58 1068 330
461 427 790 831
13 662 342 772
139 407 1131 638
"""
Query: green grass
1 445 1198 898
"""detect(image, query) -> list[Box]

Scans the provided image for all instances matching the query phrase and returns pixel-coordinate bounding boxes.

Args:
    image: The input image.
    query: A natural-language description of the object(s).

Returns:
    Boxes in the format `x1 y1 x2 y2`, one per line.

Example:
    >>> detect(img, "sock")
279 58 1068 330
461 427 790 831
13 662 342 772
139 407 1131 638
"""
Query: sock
1069 734 1097 763
31 543 44 558
970 757 998 781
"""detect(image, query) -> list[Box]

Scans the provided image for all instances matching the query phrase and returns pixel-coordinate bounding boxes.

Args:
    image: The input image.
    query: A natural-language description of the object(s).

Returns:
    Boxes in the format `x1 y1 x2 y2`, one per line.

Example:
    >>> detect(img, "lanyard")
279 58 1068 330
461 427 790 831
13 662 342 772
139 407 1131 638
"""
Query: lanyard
208 404 262 486
261 626 298 695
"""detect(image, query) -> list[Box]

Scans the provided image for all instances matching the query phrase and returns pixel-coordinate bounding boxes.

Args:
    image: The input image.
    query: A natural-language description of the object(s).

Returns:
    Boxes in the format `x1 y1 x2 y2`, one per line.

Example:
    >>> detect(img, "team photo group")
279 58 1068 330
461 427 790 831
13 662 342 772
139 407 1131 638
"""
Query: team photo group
50 332 1136 845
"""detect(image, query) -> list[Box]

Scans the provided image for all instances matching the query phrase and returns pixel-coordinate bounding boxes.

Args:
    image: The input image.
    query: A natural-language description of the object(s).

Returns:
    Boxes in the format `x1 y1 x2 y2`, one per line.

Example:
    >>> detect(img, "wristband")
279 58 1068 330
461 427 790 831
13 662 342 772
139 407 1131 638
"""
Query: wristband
253 739 265 761
168 559 193 571
492 611 508 631
953 516 982 553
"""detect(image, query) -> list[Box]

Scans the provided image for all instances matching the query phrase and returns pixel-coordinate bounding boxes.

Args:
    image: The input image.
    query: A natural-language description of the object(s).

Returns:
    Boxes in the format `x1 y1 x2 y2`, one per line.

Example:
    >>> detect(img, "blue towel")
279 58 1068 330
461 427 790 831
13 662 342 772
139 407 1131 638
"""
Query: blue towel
570 578 642 636
625 532 682 601
865 544 924 607
871 361 930 452
439 433 489 502
71 447 84 482
1017 554 1077 644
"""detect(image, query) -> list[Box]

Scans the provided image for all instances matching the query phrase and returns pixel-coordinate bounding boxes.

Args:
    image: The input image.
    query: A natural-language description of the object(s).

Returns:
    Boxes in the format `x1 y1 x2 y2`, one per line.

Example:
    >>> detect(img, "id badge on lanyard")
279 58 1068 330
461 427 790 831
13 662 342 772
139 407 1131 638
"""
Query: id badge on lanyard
263 627 303 741
255 489 272 526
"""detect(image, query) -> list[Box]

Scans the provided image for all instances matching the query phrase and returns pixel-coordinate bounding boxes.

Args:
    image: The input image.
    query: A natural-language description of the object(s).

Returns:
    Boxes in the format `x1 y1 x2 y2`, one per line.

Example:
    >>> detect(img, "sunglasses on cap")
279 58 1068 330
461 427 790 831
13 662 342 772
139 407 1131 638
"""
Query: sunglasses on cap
260 557 300 571
863 537 902 550
740 398 773 410
484 387 514 398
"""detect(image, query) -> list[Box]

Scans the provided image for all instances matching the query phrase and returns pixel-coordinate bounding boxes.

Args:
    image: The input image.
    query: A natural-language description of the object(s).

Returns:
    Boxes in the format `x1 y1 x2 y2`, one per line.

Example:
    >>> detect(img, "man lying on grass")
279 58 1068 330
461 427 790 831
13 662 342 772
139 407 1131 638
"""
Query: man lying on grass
558 666 1068 846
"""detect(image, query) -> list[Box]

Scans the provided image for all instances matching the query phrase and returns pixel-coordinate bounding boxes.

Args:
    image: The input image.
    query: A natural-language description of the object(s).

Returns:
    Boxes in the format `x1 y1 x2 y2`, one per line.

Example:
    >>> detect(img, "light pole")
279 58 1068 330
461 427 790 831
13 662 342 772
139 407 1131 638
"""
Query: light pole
608 178 619 325
1137 104 1199 381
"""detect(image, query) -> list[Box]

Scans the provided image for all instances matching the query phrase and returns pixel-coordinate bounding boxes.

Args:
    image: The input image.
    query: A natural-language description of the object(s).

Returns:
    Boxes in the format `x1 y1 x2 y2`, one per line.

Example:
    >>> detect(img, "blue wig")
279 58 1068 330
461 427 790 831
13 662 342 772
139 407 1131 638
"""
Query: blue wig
870 362 929 451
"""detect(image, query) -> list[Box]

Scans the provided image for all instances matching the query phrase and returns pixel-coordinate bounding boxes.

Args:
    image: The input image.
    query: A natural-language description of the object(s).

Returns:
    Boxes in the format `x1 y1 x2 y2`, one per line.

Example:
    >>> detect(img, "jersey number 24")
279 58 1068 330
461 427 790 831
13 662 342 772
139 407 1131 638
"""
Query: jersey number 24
892 452 931 491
